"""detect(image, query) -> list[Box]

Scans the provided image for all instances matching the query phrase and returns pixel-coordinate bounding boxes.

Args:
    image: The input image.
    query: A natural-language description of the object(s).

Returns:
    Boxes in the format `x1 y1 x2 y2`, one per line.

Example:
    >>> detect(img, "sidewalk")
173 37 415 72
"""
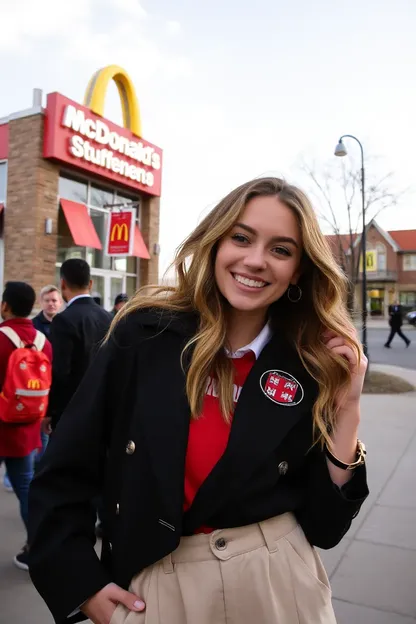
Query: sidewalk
1 380 416 623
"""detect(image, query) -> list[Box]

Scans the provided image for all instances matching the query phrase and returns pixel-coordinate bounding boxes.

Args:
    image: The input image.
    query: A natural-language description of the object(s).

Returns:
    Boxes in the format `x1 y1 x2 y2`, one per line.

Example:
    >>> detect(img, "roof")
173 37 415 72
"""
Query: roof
325 233 358 254
388 229 416 251
325 224 416 254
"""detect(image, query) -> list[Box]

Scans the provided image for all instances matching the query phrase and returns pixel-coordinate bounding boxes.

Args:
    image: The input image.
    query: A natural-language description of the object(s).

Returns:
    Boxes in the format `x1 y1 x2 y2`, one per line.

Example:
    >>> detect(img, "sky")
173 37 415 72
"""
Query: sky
1 0 415 274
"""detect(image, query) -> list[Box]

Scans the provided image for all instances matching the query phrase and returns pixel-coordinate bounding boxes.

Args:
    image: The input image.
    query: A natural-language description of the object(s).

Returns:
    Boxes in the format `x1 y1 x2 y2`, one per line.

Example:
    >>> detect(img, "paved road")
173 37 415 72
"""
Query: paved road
367 326 415 370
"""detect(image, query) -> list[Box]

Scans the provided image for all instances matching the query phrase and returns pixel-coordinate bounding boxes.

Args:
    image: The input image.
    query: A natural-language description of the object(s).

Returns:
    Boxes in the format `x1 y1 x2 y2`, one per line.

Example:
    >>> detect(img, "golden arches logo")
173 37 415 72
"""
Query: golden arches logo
111 223 129 242
27 379 41 390
84 65 142 137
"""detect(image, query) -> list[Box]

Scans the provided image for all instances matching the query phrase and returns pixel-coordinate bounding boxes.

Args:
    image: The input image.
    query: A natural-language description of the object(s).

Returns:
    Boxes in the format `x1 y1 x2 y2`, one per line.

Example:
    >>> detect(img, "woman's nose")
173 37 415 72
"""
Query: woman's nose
243 246 267 270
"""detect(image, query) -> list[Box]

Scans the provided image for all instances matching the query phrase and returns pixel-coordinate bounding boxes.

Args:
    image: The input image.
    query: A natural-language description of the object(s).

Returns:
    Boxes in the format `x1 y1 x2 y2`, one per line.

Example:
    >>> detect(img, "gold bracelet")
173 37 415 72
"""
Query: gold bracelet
325 439 366 471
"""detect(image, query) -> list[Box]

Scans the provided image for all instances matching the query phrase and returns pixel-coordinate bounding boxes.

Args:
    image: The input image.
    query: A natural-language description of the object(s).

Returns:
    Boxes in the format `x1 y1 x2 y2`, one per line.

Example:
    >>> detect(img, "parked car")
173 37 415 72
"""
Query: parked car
406 310 416 326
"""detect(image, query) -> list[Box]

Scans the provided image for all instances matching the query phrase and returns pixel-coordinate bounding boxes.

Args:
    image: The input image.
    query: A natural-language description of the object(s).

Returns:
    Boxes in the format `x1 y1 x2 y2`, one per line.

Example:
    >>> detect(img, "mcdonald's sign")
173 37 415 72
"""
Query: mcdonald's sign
106 208 136 256
44 65 162 196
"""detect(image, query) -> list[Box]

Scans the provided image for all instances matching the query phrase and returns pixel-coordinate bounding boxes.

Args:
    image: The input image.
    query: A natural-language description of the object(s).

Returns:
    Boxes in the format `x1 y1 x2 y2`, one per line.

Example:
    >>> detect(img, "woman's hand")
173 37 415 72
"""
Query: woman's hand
323 330 368 411
323 329 367 486
81 583 145 624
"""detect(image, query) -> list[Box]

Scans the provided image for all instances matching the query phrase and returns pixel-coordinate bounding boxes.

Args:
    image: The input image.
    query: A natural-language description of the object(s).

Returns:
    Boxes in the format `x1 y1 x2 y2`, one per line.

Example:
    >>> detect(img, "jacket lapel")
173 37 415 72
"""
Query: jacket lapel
184 334 318 530
134 330 192 529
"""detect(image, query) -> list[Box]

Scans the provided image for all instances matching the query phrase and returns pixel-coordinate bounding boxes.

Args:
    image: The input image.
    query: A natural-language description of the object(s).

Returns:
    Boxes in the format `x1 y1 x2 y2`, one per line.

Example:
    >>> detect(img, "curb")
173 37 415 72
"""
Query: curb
370 363 416 388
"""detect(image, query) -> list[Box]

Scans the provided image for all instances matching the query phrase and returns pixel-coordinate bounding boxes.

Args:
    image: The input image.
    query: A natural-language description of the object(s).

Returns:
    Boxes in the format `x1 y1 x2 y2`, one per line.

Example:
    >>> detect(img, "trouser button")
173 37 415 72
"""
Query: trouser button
215 537 227 550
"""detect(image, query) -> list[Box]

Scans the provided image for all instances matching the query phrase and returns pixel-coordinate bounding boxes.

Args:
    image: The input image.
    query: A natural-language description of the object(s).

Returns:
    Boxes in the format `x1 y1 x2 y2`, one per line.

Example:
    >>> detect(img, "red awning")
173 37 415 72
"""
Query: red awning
133 225 150 259
60 199 102 250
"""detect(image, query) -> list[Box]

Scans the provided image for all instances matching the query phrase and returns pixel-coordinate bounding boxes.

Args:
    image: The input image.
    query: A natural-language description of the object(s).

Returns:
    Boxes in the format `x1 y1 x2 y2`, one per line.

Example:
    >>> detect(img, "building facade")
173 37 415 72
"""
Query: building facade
327 221 416 318
0 66 162 311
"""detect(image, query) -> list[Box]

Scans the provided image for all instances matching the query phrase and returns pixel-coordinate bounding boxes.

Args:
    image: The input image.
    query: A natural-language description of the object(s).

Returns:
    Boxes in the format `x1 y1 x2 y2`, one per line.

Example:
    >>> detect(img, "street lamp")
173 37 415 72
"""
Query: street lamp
334 135 368 357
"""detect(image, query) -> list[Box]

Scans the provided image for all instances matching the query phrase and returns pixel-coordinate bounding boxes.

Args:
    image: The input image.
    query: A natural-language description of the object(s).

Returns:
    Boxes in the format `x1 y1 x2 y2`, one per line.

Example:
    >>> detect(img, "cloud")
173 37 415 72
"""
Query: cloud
166 20 181 36
0 0 93 51
0 0 191 80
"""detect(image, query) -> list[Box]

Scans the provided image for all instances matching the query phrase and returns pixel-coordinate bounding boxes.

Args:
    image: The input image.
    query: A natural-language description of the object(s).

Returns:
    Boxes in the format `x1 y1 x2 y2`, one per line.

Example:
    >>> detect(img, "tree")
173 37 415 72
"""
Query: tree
299 155 403 312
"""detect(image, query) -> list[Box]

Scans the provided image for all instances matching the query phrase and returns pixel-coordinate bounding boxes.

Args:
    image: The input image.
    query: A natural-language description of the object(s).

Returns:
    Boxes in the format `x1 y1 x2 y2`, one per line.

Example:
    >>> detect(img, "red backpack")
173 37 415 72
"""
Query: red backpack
0 327 52 424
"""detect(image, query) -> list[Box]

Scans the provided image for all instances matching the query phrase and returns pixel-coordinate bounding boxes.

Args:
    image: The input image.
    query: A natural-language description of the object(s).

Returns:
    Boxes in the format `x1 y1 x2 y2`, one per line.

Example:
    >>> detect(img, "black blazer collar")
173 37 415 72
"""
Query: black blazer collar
67 297 95 307
183 332 319 530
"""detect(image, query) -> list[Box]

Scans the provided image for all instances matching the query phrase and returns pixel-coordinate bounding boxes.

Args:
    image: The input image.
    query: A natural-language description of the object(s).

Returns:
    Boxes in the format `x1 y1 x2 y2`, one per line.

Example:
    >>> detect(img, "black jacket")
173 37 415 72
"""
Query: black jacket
28 309 369 623
47 297 112 428
388 304 404 328
32 311 52 338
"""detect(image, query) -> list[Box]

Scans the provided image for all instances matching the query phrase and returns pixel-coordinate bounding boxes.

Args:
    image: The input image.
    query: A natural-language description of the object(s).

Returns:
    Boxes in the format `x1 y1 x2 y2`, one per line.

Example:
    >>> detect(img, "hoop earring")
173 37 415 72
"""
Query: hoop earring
287 284 302 303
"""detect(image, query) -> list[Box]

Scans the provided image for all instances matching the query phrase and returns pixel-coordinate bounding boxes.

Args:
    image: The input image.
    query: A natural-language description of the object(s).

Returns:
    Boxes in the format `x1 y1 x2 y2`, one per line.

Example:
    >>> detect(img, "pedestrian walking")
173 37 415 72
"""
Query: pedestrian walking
29 178 369 624
384 300 411 348
32 285 62 339
46 259 112 430
0 282 52 570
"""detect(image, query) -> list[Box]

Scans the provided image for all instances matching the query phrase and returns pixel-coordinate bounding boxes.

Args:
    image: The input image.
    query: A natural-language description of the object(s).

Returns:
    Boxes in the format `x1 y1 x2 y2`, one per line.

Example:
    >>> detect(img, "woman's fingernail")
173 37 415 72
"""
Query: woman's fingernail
134 600 145 610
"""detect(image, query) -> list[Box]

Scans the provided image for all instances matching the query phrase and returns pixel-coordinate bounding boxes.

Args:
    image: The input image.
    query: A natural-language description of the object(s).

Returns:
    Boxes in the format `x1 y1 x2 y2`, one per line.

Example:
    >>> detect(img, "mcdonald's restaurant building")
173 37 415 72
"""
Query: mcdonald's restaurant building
0 66 162 311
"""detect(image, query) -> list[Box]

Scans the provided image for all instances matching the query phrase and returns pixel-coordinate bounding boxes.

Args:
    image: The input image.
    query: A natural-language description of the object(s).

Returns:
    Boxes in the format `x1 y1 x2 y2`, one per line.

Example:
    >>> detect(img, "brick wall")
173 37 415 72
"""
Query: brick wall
366 225 397 270
397 254 416 287
4 114 59 298
139 195 160 286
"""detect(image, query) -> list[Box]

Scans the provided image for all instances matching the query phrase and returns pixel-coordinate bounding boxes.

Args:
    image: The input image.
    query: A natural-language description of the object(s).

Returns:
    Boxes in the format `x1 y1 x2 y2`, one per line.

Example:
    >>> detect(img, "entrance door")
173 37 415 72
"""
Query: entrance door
91 270 125 311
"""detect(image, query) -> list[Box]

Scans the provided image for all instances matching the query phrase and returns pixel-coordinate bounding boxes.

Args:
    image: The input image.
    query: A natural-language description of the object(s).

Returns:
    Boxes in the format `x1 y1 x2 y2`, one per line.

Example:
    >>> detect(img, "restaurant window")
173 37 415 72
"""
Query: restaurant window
90 184 114 209
57 175 142 310
58 175 88 204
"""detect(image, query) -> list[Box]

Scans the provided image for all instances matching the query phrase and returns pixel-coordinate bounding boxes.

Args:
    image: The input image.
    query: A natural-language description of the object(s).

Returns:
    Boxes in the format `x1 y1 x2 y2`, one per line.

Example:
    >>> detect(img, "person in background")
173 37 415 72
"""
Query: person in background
112 293 129 317
32 285 62 339
46 259 112 430
385 299 411 348
0 282 52 570
30 285 62 466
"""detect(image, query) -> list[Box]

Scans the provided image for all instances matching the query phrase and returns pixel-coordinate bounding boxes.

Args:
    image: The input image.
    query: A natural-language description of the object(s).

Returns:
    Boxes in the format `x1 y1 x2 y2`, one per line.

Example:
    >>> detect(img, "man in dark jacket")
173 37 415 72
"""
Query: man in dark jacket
47 259 111 429
385 300 411 348
32 285 62 339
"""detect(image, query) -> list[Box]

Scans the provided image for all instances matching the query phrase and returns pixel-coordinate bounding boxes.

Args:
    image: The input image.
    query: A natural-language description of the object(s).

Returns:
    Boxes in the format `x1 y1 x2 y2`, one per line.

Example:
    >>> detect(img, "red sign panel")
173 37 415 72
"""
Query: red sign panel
105 209 136 256
43 92 163 196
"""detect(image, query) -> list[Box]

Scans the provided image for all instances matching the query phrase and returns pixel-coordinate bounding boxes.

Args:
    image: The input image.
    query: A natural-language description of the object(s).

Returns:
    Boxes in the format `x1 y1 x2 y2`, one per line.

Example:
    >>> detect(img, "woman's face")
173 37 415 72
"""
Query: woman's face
215 196 302 316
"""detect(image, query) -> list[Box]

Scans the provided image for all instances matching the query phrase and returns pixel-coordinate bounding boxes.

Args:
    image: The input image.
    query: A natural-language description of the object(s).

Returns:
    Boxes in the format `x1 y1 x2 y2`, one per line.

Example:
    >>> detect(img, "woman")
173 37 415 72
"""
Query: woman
28 177 369 624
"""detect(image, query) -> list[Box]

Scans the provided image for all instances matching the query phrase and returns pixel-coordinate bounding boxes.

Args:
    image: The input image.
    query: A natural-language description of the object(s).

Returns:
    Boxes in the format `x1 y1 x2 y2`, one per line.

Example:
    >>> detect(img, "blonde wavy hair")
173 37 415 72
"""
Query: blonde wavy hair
113 177 361 447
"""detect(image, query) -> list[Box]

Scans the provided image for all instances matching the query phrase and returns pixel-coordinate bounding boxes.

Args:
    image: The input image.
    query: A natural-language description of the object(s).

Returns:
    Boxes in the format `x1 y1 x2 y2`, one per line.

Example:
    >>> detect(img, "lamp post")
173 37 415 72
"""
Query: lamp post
334 135 368 357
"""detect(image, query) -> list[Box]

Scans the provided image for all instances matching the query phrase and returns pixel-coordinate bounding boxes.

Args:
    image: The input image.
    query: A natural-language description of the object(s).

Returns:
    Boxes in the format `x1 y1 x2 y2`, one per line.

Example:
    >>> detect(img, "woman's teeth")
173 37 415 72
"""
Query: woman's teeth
233 274 268 288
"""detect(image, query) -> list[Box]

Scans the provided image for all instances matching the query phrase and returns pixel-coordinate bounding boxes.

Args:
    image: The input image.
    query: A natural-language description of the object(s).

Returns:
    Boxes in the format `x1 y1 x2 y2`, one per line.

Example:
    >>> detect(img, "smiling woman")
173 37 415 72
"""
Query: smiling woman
29 177 369 624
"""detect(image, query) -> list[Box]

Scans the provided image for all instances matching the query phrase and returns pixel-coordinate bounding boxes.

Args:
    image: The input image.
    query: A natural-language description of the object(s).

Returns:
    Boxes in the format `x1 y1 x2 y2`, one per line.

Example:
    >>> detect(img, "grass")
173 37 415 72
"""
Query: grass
363 371 415 394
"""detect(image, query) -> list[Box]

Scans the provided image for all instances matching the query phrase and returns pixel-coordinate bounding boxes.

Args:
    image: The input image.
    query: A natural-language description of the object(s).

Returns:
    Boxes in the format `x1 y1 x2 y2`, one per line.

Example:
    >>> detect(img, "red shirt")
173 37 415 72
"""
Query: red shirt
0 318 53 457
184 351 256 529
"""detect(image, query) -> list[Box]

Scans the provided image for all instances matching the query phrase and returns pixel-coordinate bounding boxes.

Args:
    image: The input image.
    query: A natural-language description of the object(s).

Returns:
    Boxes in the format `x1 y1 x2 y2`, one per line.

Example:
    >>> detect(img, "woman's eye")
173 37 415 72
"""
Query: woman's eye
231 233 249 244
272 246 291 257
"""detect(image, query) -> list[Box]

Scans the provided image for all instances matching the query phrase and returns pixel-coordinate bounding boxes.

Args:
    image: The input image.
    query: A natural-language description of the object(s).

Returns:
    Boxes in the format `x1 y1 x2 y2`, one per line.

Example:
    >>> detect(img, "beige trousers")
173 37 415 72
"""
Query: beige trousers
110 512 336 624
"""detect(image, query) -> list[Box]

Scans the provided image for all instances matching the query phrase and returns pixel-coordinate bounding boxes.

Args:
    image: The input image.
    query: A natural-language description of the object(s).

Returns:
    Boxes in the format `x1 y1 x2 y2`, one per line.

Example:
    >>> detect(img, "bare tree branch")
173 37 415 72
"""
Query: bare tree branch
298 154 404 311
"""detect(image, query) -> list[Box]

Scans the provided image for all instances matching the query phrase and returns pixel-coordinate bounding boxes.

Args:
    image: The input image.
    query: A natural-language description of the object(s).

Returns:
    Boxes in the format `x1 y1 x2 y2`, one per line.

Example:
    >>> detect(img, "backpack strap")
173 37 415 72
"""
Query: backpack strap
33 331 46 352
0 327 24 349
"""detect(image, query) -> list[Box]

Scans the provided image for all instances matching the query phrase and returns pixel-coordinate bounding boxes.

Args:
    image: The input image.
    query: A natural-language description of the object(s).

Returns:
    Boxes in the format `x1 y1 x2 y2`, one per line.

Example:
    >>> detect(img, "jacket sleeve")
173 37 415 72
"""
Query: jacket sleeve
28 338 118 623
48 314 75 427
295 446 369 549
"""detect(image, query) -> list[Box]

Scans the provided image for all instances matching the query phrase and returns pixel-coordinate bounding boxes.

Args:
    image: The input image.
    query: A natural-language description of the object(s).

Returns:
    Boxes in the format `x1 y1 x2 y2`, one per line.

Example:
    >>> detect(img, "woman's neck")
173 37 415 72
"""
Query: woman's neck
226 308 267 353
